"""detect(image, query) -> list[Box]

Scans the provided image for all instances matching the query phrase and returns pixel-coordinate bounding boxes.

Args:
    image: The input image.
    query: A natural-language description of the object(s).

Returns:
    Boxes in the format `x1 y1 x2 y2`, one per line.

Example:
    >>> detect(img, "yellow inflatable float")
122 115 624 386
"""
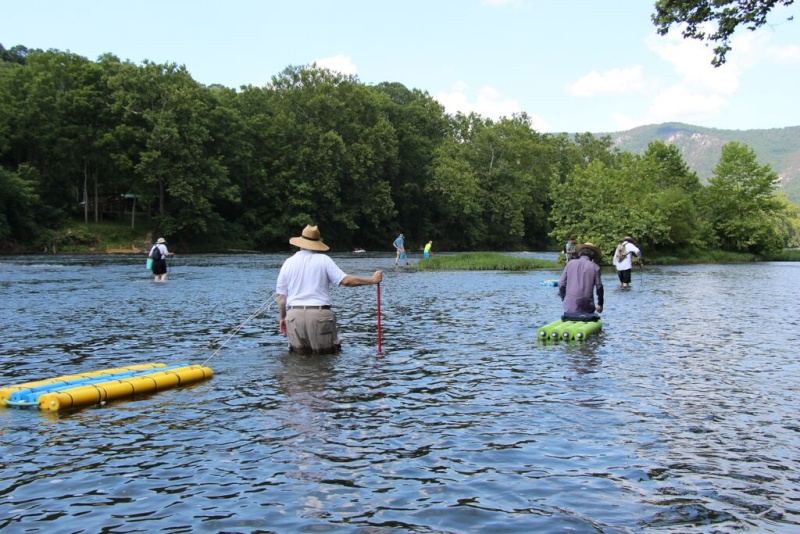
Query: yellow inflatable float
1 363 213 411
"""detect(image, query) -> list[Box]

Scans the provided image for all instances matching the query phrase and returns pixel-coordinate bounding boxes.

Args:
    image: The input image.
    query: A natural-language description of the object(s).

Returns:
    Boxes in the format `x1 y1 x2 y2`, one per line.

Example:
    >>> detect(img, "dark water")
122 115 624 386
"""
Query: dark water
1 253 798 533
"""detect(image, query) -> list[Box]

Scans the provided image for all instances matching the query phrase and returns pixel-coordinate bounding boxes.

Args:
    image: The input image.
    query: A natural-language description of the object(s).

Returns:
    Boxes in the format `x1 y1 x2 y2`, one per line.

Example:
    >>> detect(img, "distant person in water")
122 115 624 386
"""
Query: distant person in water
562 237 578 261
558 242 604 316
423 240 433 259
393 233 408 266
148 237 173 283
613 235 641 288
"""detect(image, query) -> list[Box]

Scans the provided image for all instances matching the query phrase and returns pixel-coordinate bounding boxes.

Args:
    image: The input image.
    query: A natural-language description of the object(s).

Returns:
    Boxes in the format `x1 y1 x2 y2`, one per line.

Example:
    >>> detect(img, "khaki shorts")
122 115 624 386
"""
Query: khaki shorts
285 308 341 354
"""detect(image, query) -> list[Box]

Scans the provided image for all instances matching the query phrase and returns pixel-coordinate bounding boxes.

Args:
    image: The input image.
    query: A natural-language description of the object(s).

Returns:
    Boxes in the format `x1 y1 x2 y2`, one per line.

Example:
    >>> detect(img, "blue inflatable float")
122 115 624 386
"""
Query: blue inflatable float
1 363 213 411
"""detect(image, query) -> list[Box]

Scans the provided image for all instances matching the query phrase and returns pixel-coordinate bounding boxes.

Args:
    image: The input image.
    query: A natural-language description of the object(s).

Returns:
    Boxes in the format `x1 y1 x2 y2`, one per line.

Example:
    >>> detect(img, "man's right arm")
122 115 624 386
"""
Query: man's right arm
277 294 287 334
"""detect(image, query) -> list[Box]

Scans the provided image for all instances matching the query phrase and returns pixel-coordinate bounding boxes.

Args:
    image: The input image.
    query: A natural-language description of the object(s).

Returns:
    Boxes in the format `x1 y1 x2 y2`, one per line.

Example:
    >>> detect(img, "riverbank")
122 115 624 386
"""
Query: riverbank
412 250 800 271
5 221 799 263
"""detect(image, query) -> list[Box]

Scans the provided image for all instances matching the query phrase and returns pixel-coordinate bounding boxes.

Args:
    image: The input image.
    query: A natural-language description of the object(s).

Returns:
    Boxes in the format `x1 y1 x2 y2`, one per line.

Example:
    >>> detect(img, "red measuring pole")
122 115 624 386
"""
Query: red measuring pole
377 282 383 354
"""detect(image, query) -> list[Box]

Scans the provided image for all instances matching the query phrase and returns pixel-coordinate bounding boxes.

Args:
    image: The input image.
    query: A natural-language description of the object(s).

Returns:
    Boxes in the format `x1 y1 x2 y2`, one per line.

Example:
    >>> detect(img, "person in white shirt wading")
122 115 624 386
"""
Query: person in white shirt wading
276 225 382 354
612 235 642 289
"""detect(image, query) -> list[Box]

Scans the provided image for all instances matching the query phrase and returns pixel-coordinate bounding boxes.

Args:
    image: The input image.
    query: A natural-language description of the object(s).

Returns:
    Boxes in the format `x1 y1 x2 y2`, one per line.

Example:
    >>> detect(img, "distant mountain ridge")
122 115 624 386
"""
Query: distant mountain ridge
595 123 800 203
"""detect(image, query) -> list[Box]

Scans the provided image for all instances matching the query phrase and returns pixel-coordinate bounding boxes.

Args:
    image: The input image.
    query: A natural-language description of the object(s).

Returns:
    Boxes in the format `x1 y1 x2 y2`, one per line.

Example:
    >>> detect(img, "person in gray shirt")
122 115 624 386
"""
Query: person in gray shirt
558 242 604 317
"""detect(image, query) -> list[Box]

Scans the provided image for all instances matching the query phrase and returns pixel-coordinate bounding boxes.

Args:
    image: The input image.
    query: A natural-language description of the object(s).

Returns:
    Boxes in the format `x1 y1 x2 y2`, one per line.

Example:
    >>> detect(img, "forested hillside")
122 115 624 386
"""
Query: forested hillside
604 123 800 203
1 44 798 256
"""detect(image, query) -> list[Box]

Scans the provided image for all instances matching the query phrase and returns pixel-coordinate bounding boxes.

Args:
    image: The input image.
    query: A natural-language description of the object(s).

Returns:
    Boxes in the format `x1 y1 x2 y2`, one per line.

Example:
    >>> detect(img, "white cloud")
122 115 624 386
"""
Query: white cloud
586 20 800 130
730 29 800 65
314 54 358 75
433 81 551 130
567 66 647 97
625 22 800 129
648 86 727 122
645 31 740 94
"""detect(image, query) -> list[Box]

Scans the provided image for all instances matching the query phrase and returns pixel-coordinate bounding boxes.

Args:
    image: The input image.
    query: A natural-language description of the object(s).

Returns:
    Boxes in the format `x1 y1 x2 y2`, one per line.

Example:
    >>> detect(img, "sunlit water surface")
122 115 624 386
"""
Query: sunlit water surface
1 253 798 533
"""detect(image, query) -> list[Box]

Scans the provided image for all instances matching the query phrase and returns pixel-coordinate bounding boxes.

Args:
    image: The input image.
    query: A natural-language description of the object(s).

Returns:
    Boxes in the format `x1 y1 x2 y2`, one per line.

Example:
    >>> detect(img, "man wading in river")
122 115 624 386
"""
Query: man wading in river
276 225 382 354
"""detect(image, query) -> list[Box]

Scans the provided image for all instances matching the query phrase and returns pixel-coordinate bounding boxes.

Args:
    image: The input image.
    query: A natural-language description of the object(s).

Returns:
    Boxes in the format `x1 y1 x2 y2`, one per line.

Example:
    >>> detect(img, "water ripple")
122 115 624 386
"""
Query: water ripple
0 255 798 532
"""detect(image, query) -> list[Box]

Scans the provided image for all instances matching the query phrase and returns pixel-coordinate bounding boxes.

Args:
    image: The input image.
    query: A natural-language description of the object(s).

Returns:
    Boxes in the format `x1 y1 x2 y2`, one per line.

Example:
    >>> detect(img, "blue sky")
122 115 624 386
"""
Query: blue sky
2 0 798 133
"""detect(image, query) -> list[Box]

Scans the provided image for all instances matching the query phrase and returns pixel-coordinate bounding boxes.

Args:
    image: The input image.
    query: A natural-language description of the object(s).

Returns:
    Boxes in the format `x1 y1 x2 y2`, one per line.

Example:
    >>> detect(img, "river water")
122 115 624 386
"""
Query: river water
0 253 798 533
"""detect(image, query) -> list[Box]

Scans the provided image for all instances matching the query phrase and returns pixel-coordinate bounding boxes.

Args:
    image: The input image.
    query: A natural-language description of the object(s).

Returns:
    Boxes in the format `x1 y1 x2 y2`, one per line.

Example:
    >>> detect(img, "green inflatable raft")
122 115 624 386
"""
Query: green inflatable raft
537 318 602 341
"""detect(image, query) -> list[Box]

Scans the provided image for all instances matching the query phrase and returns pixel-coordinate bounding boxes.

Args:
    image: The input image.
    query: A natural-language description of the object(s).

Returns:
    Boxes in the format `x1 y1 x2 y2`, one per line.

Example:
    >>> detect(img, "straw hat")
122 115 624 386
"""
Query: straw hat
623 235 637 244
289 225 329 252
156 237 166 244
576 242 601 257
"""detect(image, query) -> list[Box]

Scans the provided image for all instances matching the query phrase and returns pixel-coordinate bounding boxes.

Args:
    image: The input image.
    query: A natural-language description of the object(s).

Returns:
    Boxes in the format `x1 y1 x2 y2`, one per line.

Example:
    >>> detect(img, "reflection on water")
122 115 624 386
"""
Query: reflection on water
1 254 798 532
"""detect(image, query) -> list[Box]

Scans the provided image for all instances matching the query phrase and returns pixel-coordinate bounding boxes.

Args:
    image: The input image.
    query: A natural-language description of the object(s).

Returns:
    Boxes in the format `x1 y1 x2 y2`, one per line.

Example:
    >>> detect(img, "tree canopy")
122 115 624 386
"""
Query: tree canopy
0 45 794 255
652 0 796 66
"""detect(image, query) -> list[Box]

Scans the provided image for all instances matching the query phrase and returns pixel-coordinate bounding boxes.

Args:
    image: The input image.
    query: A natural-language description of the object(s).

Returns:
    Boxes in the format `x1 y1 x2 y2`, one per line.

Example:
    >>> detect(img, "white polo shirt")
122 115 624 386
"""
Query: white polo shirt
276 250 347 307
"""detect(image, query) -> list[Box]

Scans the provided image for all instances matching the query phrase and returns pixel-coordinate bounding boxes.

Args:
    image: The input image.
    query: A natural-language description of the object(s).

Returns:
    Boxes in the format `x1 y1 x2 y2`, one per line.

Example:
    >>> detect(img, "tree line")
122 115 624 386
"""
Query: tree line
1 44 797 256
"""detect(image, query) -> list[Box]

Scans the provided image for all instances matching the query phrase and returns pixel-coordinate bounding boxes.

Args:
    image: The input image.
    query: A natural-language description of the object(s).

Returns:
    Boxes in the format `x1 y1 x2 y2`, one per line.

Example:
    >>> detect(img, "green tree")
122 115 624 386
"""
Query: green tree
0 44 32 66
705 142 786 253
549 153 677 255
652 0 796 66
428 122 487 248
0 165 40 244
429 112 556 249
1 50 88 217
774 193 800 248
572 132 619 169
0 164 59 249
108 60 239 239
640 141 706 249
1 49 120 226
260 66 397 249
374 82 448 245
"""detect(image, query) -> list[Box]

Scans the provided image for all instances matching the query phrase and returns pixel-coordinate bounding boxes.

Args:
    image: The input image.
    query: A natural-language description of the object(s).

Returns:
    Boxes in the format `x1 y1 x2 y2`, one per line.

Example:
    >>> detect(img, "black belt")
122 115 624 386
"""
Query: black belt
288 305 331 310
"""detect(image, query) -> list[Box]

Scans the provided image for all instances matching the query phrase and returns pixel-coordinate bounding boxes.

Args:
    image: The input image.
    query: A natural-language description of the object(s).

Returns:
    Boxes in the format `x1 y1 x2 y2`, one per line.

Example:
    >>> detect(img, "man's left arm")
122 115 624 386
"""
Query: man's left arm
595 267 604 308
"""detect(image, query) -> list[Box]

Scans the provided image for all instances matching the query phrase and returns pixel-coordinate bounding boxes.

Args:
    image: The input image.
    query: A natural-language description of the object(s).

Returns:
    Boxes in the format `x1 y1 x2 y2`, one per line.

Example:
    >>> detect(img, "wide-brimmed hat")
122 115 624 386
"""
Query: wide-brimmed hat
576 242 601 257
156 237 166 244
289 225 329 252
623 235 637 244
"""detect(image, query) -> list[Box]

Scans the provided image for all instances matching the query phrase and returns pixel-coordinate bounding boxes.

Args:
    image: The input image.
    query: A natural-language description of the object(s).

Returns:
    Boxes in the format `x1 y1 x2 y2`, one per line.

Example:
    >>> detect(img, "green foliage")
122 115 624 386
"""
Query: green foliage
705 142 787 253
606 123 800 203
0 164 62 250
428 112 556 250
0 45 796 260
258 66 399 248
763 248 800 262
549 139 729 255
652 0 796 66
0 166 41 243
644 249 763 265
549 154 670 255
774 194 800 248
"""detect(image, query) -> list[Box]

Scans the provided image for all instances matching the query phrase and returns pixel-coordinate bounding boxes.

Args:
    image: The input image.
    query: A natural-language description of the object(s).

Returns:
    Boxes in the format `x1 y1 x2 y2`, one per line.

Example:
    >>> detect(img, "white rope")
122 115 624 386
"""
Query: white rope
199 293 278 366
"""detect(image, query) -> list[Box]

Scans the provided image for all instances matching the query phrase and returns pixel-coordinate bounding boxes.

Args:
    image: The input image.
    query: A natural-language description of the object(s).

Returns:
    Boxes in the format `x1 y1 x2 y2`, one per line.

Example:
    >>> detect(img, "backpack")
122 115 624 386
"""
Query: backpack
149 245 163 260
615 243 627 262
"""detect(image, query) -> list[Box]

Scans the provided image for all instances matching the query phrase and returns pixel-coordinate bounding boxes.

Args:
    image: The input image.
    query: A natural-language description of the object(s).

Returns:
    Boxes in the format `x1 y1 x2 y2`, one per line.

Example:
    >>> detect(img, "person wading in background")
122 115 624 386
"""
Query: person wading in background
423 240 433 259
393 233 408 266
613 235 642 289
149 237 173 283
562 237 578 261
